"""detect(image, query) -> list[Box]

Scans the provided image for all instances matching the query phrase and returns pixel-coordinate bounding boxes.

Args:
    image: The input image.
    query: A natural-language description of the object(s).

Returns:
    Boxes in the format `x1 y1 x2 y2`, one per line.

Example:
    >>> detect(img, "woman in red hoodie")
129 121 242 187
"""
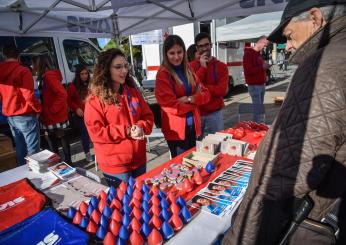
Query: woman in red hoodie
84 48 154 187
67 64 92 162
32 55 71 164
155 35 210 158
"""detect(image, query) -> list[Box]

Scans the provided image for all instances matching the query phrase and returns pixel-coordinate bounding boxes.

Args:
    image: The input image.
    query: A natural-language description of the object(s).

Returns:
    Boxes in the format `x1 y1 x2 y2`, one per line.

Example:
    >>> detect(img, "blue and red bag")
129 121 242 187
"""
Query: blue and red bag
0 178 47 231
0 208 89 244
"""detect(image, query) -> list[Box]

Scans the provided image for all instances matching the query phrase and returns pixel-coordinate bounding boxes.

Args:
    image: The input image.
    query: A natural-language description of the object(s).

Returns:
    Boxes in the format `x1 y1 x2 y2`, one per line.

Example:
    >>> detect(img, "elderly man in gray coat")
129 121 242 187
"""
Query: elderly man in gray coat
223 0 346 244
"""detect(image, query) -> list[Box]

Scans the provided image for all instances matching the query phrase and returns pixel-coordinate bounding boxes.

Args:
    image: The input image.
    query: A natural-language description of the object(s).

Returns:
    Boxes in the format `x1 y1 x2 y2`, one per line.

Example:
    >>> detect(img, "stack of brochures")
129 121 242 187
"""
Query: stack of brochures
48 162 76 180
188 159 253 217
26 149 60 173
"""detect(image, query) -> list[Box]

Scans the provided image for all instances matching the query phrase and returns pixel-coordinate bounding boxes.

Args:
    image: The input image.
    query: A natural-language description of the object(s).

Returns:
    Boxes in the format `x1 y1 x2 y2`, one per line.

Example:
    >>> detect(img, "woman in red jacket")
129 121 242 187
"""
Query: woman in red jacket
84 48 154 187
155 35 210 158
67 65 92 162
32 55 71 164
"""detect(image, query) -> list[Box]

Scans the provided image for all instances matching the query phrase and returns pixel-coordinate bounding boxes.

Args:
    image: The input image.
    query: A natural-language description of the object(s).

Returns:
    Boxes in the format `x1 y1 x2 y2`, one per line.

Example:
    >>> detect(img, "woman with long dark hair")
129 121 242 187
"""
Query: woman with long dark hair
67 64 92 162
155 35 210 158
84 48 154 187
32 55 71 164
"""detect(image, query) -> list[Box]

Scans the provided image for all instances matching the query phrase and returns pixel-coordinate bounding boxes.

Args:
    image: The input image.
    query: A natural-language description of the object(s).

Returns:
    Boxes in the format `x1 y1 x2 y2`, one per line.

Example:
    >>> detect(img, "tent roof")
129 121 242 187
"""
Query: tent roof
0 0 286 38
216 11 283 42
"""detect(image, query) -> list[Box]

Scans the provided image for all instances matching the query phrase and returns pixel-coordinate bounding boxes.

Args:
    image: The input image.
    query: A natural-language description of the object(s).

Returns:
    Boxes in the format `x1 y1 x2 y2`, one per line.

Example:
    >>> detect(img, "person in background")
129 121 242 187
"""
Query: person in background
0 43 41 166
277 50 285 70
32 55 71 164
187 44 200 62
84 48 154 187
223 1 346 244
242 35 269 123
189 32 229 137
155 35 210 158
67 64 93 162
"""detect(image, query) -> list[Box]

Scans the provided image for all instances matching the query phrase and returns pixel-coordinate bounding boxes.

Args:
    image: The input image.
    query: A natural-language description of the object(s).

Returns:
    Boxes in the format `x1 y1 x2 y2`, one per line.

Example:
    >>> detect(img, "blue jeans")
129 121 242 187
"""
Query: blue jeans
201 109 224 138
248 85 265 123
73 115 90 154
103 164 146 187
7 114 40 166
167 124 196 158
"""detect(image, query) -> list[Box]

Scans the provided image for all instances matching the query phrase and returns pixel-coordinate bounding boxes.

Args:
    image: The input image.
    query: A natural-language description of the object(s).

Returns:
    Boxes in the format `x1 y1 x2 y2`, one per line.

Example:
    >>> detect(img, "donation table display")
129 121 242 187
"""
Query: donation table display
0 121 268 244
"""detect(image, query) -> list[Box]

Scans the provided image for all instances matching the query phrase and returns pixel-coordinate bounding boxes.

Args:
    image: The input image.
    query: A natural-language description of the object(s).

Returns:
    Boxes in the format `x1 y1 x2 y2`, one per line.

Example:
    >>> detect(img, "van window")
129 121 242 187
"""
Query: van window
0 36 59 71
63 39 98 73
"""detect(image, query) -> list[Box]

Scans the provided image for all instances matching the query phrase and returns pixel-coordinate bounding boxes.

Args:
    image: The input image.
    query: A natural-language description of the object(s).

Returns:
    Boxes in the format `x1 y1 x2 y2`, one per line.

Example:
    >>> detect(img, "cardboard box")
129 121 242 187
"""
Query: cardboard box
221 139 249 157
0 134 13 154
183 151 219 168
0 150 17 172
196 140 219 155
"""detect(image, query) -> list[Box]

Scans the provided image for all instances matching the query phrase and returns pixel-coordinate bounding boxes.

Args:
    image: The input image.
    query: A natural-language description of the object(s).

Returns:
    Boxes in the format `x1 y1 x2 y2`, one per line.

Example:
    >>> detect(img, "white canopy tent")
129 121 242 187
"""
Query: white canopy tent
216 11 283 42
0 0 287 38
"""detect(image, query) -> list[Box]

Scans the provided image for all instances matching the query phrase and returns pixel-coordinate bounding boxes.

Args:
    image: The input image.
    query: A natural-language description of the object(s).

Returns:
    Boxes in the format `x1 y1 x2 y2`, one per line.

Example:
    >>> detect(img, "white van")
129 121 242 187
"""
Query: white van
217 40 246 87
0 36 101 88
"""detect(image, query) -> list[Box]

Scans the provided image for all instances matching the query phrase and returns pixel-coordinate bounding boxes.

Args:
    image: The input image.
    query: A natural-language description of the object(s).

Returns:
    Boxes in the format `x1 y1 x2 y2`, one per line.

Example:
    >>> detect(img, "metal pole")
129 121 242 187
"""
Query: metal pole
129 35 135 75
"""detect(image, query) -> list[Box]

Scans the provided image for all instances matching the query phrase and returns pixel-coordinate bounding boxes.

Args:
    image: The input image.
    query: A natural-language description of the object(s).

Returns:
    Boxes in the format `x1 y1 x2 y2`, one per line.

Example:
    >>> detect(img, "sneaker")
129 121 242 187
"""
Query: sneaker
86 152 94 162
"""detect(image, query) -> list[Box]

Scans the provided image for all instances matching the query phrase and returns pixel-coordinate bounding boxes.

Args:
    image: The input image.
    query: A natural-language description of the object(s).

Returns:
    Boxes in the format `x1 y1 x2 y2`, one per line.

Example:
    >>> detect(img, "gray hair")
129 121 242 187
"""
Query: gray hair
291 4 346 22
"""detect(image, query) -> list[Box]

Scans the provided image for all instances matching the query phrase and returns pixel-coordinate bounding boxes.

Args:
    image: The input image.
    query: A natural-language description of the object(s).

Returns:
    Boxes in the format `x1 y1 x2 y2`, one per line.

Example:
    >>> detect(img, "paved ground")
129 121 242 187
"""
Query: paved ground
70 65 295 184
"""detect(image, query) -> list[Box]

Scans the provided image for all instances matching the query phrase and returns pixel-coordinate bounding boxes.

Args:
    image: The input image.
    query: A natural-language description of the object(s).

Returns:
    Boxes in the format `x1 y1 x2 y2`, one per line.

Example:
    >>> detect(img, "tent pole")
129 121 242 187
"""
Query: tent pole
111 13 120 46
129 35 135 75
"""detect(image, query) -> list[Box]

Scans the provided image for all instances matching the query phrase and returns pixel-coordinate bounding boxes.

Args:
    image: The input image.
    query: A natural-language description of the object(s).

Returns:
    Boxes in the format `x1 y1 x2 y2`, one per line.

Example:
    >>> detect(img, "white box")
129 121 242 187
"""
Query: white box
183 151 219 168
221 139 249 157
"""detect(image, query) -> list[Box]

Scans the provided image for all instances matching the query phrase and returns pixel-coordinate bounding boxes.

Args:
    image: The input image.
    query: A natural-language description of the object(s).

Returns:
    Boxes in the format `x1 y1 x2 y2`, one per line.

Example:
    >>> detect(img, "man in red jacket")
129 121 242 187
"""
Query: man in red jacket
243 36 270 123
190 32 229 137
0 43 41 166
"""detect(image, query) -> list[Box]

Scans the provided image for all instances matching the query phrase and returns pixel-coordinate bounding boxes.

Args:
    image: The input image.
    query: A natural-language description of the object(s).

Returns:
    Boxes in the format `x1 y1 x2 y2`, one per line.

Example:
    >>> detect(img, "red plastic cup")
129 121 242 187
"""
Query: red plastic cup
169 214 183 231
148 228 163 245
103 231 116 245
86 220 98 234
110 198 122 211
98 190 107 201
129 230 144 245
109 219 120 236
111 209 122 223
72 211 82 225
79 201 88 216
149 215 162 230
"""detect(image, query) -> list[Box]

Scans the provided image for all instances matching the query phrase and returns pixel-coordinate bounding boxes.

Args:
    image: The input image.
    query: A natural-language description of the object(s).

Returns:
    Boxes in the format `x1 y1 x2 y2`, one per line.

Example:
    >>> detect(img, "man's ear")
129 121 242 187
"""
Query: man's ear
309 7 325 30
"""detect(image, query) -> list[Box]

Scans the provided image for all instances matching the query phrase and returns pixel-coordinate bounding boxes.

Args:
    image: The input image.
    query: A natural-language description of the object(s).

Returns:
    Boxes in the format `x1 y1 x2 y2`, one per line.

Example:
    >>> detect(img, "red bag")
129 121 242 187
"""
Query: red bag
0 179 47 231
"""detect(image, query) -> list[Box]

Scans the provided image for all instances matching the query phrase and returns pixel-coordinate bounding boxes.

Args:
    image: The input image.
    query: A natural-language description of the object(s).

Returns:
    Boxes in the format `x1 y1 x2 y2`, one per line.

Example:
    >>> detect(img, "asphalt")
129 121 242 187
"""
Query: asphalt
69 64 296 184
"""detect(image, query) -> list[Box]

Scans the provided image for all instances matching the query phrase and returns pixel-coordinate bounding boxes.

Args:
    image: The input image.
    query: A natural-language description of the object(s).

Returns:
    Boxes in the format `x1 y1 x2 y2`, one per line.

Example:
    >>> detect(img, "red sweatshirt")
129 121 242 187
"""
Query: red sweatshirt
40 70 68 126
243 47 267 85
155 66 210 141
67 83 86 113
0 61 41 116
84 86 154 174
189 58 228 115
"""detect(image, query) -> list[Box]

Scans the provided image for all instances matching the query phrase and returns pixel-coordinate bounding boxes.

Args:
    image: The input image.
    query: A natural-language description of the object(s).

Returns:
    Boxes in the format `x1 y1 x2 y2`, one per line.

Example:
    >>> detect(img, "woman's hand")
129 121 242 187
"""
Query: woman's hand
130 125 145 140
76 108 84 117
177 96 189 104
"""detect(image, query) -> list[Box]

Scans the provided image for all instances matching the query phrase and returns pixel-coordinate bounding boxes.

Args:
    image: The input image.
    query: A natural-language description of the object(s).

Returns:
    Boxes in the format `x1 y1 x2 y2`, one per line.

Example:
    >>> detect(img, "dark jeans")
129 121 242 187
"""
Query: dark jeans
167 124 196 158
47 128 72 164
73 115 90 154
103 164 146 187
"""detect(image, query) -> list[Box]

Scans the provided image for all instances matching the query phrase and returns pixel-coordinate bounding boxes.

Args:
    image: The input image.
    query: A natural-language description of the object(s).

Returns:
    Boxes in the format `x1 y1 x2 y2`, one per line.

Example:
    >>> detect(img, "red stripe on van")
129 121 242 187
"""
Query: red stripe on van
227 61 243 67
147 66 160 71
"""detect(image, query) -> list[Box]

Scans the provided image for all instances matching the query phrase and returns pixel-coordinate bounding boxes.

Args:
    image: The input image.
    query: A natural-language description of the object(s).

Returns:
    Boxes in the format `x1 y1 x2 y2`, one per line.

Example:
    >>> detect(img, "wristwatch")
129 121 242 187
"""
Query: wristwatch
188 96 192 103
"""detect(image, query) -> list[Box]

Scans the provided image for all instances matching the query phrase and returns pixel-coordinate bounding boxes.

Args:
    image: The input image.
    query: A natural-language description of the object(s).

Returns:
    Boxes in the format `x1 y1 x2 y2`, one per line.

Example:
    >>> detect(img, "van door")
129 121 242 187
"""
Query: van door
56 37 100 84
